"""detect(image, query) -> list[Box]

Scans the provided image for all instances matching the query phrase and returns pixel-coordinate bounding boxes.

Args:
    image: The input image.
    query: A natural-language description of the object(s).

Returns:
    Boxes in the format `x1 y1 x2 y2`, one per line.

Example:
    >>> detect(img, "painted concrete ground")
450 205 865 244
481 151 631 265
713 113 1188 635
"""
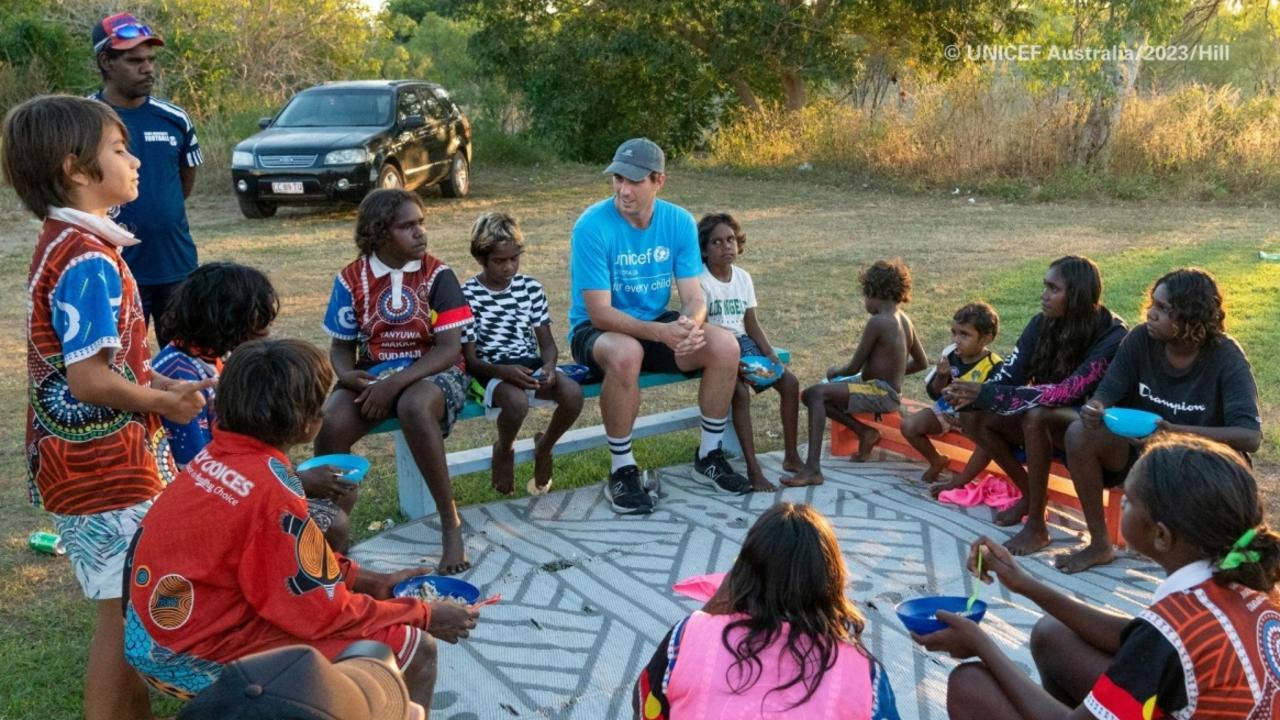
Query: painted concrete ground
351 448 1160 720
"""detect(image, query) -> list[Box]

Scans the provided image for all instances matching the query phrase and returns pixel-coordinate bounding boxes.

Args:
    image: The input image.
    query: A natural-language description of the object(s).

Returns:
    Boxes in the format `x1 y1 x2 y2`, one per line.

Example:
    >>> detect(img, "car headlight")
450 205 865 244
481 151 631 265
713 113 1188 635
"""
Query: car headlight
324 148 370 165
232 150 255 168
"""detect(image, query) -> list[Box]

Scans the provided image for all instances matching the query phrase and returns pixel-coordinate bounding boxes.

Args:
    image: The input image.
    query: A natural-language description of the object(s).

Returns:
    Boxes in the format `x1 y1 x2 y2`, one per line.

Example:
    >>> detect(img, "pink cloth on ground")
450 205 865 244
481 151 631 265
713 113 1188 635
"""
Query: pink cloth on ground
673 572 727 602
937 472 1023 512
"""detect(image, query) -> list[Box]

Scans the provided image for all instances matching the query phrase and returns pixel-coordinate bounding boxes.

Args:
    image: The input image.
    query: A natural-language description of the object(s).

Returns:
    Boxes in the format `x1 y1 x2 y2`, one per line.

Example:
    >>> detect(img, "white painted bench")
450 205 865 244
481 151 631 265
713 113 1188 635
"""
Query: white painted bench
370 349 790 519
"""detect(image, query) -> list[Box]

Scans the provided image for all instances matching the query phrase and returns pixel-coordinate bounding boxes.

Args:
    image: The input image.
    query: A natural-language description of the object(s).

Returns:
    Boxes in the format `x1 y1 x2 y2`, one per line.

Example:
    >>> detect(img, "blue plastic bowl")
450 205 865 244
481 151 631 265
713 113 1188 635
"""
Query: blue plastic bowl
367 358 414 379
296 453 371 483
393 575 481 604
1103 407 1161 439
558 363 592 383
895 596 987 635
741 355 783 388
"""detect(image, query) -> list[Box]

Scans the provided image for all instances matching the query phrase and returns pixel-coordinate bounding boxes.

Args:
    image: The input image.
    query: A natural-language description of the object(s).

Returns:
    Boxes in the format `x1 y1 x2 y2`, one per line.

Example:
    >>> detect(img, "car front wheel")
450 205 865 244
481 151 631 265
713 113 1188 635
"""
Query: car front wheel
441 151 469 198
377 163 404 190
237 196 277 219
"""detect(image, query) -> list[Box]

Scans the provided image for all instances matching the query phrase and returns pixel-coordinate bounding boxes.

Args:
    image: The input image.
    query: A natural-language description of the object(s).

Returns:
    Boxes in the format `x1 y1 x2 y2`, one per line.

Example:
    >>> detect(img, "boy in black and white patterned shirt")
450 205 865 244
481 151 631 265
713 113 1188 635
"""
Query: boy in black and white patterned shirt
462 212 584 496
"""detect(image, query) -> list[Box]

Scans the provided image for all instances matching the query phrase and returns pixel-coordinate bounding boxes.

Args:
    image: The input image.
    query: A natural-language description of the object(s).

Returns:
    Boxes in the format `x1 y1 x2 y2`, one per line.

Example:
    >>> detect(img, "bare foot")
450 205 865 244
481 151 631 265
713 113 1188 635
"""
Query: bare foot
749 472 777 492
780 468 825 487
993 497 1028 527
1004 523 1052 556
782 454 804 473
929 474 970 499
491 443 515 496
921 456 950 483
1054 542 1115 574
437 527 470 576
531 432 553 492
851 427 881 462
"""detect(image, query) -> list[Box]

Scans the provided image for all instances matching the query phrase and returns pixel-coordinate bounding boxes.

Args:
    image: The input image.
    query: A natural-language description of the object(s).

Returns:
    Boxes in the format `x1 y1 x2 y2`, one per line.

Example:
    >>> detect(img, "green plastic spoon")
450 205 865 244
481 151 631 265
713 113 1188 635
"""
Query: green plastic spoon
966 549 983 612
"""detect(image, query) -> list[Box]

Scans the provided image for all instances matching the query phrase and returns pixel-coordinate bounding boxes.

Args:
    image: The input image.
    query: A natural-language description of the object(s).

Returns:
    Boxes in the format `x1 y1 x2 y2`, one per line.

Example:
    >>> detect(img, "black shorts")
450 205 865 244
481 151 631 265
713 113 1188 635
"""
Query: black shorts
1101 443 1142 488
569 309 698 378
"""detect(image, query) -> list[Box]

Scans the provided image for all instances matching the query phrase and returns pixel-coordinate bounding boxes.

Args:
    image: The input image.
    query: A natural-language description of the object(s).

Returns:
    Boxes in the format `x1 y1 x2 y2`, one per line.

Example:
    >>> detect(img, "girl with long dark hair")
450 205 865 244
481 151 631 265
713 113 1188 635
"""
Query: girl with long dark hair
1057 268 1261 573
635 503 900 719
915 434 1280 719
945 256 1126 556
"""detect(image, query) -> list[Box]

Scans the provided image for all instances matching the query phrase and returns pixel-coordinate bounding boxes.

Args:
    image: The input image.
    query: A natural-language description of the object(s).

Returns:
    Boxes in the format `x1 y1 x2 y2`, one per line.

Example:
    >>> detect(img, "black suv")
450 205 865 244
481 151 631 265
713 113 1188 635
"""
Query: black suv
231 80 471 219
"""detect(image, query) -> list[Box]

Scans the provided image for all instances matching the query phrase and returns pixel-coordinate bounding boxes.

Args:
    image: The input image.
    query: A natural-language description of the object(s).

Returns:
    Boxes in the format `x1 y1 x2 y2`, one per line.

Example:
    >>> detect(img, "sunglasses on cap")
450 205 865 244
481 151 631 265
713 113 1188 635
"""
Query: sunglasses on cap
94 22 156 52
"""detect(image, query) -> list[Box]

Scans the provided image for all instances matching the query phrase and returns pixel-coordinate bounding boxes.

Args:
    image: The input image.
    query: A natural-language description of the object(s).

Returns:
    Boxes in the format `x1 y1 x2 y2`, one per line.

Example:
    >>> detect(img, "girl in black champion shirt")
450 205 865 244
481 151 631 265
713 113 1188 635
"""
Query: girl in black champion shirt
1056 268 1262 574
944 256 1127 558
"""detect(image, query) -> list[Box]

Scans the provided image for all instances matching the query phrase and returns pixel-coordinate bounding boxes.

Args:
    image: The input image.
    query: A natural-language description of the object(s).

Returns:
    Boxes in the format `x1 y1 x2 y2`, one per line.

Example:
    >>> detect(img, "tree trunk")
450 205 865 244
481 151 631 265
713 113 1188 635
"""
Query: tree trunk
729 75 764 114
1074 37 1146 169
782 70 806 111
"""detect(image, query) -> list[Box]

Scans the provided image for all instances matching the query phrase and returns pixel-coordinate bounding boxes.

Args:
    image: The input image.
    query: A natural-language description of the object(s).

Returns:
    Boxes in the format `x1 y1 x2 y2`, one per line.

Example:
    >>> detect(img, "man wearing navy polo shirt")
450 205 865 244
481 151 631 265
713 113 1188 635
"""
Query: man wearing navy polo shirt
92 12 201 346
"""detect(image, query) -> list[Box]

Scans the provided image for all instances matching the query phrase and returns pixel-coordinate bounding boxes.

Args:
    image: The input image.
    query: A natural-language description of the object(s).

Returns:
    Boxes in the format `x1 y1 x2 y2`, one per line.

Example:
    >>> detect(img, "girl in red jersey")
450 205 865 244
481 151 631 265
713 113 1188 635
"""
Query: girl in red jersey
915 434 1280 720
316 188 475 573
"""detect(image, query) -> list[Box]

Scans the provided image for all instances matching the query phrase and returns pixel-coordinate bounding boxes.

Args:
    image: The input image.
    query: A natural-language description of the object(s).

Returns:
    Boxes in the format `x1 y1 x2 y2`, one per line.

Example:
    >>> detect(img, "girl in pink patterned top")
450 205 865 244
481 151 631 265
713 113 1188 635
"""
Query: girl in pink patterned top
635 503 900 719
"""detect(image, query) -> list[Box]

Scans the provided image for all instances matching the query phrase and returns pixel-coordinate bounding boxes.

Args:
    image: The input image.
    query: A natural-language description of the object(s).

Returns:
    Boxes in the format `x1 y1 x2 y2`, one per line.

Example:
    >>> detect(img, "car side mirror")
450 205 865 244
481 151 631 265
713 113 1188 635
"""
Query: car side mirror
258 117 273 129
402 115 426 130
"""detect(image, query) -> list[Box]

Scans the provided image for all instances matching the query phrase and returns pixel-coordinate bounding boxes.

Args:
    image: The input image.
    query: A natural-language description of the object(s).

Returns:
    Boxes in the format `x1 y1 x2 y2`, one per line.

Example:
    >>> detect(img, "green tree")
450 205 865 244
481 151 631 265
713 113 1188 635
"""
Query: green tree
143 0 385 118
0 0 100 112
448 0 1027 159
0 0 387 120
1051 0 1227 169
1143 3 1280 96
468 2 720 160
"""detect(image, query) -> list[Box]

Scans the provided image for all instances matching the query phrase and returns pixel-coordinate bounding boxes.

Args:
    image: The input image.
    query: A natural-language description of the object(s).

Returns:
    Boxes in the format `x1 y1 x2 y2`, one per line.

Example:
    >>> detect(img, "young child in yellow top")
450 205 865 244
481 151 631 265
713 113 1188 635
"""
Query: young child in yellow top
899 302 1003 495
782 259 928 487
3 95 211 720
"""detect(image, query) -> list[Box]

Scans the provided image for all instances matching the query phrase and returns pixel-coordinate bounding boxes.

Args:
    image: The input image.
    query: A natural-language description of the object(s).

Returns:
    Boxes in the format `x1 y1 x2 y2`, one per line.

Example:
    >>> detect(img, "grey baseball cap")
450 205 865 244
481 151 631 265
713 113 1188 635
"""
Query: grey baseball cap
604 138 664 181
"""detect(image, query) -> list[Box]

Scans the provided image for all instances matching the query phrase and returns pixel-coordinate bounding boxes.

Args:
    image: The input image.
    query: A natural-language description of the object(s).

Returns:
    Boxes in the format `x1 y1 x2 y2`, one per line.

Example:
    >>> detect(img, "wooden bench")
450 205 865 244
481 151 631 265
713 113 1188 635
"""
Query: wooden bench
368 349 789 519
831 399 1125 547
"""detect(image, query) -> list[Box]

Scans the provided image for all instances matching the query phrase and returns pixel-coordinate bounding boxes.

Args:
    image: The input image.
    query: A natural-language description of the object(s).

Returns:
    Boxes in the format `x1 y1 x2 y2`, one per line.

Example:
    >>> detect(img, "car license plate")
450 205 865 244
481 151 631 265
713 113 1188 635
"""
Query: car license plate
271 181 304 194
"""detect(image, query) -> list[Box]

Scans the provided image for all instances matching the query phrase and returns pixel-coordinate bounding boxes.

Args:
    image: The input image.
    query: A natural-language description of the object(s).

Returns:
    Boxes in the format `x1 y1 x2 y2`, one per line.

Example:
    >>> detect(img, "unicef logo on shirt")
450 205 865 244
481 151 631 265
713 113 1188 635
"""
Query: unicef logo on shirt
614 246 671 266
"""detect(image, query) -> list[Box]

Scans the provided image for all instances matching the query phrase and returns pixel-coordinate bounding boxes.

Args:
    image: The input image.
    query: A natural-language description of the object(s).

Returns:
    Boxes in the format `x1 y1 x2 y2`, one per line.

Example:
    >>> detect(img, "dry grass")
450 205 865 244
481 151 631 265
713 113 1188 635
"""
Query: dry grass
704 71 1280 199
0 164 1276 717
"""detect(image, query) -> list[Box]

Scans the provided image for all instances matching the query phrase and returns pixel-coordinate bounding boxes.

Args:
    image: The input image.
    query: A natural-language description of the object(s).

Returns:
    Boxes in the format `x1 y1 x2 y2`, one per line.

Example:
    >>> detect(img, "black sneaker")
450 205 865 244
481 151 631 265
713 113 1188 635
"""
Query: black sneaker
606 465 654 514
642 470 663 502
692 447 752 494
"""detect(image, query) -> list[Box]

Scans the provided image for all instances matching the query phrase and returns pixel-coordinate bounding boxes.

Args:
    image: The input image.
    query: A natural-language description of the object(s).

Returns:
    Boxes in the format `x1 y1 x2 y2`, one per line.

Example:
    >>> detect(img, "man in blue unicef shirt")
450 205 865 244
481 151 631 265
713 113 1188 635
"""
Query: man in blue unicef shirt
91 12 201 346
568 138 751 515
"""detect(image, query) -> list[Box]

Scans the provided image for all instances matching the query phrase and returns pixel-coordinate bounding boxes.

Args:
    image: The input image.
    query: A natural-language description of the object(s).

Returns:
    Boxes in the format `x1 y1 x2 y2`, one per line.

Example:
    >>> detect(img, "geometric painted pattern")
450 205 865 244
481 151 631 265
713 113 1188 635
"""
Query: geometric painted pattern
352 448 1162 719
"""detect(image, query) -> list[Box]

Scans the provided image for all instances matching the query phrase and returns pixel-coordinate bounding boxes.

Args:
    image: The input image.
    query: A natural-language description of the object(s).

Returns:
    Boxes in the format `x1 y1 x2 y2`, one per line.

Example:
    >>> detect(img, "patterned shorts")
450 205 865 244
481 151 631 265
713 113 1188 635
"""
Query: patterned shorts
126 608 424 700
306 498 341 532
53 497 155 600
845 377 901 416
423 366 469 438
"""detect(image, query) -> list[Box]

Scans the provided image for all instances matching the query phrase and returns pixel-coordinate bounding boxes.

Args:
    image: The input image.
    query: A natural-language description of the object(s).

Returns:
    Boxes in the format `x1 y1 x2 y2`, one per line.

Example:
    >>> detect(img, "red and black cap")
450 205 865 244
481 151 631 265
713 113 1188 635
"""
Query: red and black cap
92 13 164 53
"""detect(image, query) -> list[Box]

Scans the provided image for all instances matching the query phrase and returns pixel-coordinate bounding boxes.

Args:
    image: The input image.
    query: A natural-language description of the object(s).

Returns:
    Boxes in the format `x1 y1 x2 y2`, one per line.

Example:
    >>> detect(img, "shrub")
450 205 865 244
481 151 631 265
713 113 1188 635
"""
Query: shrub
704 69 1280 201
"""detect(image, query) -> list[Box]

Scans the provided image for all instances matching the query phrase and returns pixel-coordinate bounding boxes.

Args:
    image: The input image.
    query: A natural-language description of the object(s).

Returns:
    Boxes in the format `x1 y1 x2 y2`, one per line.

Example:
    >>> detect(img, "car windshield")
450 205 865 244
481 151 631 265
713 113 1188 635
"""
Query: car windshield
273 90 392 127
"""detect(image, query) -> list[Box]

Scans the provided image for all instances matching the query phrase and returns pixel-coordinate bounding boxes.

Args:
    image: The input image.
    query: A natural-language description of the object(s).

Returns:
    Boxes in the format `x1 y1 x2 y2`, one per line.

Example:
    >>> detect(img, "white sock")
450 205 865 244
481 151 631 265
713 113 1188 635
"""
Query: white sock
699 415 728 459
608 434 636 473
